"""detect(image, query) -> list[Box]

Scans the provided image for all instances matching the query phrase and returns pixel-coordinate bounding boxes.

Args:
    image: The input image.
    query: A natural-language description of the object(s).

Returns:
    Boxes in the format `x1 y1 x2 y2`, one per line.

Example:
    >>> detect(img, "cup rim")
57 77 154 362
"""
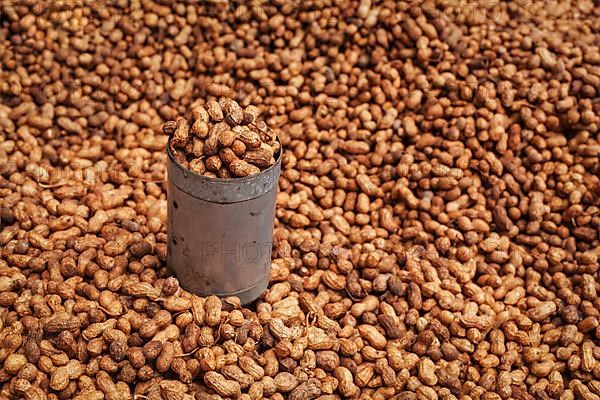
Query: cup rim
166 134 282 185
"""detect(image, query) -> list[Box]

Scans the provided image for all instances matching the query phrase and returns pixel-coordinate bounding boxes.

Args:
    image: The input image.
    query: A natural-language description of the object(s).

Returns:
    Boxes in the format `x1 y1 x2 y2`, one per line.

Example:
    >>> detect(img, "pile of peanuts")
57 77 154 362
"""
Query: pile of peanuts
165 99 280 178
1 1 599 400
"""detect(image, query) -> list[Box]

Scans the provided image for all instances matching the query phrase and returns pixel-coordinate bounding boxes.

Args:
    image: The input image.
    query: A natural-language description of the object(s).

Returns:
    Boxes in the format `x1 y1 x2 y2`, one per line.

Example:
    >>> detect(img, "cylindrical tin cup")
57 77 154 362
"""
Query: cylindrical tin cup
166 138 281 304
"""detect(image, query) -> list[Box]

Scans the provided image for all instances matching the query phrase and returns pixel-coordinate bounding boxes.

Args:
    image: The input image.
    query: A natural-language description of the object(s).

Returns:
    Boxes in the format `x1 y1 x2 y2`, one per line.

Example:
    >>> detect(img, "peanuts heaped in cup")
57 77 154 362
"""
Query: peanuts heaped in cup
164 98 279 178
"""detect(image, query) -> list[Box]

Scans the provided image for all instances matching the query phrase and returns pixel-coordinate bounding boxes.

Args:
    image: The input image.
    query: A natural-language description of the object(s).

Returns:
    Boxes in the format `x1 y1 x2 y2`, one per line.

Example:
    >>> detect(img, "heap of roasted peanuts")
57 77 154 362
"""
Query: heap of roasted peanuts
0 1 599 400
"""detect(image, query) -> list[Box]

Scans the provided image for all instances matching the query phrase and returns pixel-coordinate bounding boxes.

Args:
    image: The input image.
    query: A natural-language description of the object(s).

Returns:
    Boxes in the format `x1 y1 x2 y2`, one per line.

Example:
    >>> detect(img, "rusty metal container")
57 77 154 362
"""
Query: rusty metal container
166 139 281 304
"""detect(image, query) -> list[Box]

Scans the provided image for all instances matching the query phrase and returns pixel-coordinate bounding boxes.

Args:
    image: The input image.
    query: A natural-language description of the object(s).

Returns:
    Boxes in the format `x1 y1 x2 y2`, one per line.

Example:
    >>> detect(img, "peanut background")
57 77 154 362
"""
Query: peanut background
0 1 599 400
